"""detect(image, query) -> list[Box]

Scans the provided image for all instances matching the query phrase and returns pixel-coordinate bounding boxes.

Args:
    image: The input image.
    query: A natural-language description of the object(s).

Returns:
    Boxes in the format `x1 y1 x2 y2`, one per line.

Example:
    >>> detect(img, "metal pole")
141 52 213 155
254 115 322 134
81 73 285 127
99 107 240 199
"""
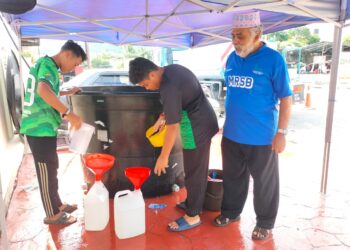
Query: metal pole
320 25 343 194
297 48 301 74
84 42 91 69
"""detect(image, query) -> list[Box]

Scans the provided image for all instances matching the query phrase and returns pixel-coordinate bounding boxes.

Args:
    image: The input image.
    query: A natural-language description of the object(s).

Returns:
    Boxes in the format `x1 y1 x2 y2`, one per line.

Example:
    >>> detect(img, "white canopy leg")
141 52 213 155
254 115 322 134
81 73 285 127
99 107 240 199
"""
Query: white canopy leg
321 24 343 194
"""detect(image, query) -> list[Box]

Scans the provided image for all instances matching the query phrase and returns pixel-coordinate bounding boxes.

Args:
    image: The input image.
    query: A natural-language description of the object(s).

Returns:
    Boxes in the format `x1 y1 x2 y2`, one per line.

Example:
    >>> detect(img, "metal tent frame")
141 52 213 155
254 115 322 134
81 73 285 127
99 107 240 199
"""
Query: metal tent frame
1 1 349 249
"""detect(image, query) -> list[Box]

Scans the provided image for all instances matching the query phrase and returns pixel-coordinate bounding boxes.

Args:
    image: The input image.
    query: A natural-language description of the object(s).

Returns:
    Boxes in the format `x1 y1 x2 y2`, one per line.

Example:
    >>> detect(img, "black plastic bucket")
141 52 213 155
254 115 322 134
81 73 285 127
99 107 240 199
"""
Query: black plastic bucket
204 169 223 211
70 86 184 198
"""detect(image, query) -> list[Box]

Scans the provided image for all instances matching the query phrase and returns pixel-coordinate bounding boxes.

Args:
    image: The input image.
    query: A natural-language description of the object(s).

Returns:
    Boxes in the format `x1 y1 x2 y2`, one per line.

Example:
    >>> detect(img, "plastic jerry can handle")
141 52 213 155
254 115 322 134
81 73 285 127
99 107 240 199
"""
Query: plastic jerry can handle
115 190 131 199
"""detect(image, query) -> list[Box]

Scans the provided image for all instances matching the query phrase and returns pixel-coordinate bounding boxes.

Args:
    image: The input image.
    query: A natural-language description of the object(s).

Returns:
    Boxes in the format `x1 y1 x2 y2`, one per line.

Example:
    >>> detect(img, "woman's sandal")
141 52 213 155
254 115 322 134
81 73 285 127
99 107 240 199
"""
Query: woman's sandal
212 214 240 227
252 226 271 240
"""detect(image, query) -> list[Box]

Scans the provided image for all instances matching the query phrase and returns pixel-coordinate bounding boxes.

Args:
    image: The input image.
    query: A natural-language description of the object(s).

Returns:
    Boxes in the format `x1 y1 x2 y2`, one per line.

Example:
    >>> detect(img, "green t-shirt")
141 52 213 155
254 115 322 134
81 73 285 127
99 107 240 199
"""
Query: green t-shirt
20 56 61 137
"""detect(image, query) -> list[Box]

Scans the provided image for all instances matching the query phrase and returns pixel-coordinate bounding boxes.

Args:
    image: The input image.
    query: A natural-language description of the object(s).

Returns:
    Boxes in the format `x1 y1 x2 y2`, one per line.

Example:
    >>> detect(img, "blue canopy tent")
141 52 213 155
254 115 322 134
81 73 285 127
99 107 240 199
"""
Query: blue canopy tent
3 0 349 48
2 0 350 194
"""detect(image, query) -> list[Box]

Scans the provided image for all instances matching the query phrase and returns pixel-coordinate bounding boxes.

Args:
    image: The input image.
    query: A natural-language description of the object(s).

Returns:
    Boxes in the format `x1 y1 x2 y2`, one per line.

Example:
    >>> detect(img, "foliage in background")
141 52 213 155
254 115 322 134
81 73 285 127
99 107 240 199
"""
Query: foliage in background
90 45 154 69
343 35 350 46
123 45 153 60
266 27 320 51
91 54 112 68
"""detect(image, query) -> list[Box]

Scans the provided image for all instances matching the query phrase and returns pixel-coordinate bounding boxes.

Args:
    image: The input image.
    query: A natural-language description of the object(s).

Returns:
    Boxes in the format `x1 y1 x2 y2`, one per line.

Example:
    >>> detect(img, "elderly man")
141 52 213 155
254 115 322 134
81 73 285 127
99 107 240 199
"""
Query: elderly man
212 11 292 240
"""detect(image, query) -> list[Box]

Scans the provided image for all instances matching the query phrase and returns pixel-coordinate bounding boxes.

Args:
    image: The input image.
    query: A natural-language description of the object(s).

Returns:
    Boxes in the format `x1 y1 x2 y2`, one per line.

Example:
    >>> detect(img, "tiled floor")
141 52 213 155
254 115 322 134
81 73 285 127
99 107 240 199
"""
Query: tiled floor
4 131 350 249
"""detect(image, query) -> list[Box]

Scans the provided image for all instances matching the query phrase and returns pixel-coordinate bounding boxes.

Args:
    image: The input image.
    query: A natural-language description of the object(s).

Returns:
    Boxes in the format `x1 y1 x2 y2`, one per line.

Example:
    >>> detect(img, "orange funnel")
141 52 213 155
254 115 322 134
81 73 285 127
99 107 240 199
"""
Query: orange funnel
84 154 115 181
125 167 151 190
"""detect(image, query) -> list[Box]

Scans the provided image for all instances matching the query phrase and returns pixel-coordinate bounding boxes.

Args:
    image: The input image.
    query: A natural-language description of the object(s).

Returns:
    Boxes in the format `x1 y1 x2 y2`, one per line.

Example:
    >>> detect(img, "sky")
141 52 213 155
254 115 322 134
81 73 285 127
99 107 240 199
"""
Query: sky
39 40 123 57
308 23 350 42
37 24 350 75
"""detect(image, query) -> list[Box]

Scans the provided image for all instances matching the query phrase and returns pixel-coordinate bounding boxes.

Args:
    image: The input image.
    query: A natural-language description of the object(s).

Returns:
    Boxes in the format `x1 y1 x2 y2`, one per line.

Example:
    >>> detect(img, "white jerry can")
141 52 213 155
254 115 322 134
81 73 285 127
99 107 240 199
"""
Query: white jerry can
114 189 145 239
84 181 109 231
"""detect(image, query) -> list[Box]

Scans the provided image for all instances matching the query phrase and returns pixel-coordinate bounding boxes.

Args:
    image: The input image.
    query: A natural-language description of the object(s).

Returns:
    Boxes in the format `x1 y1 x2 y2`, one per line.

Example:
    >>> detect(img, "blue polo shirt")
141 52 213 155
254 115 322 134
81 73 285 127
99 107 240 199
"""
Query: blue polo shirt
223 43 292 145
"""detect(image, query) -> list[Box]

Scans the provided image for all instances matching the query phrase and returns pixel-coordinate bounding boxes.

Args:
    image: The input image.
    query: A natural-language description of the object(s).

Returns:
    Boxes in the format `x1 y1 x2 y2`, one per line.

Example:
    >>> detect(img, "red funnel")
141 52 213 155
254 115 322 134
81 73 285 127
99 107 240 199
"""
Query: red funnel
84 154 115 181
125 167 151 190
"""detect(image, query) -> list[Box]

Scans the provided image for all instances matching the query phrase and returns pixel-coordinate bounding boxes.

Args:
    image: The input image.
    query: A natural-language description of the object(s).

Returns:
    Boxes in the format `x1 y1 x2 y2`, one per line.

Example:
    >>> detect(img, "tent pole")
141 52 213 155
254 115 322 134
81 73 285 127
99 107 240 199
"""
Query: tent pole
84 42 91 69
320 25 343 194
146 0 149 36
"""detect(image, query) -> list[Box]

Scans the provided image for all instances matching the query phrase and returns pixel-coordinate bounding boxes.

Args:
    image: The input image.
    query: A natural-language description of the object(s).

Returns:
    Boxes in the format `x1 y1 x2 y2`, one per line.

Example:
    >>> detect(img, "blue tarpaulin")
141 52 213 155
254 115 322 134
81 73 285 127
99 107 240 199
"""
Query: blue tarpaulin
5 0 350 48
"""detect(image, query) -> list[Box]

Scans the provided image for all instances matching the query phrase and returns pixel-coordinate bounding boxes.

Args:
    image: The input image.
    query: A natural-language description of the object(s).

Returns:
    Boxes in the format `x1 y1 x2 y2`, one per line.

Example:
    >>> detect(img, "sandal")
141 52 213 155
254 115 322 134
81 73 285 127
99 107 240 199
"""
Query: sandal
44 212 77 225
212 214 240 227
168 217 202 232
252 226 271 240
60 203 78 213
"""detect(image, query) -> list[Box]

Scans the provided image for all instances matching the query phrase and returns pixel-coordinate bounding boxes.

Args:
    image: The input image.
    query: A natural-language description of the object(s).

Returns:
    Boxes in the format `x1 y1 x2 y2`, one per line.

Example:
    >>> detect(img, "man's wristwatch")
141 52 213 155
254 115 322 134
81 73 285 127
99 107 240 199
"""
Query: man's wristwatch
277 128 288 135
61 108 71 118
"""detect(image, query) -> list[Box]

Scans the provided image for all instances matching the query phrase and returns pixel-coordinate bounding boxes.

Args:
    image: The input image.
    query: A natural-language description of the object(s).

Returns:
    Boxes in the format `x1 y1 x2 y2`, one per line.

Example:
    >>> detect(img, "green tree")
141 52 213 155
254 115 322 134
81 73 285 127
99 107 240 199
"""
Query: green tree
91 56 112 68
123 45 153 60
266 31 288 42
343 35 350 45
100 53 115 60
266 27 320 51
287 27 319 46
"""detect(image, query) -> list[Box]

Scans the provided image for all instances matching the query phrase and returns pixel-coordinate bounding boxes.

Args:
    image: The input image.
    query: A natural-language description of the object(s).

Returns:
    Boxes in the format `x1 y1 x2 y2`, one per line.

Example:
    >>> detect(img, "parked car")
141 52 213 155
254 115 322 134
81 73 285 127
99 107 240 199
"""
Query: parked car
197 74 226 117
61 69 130 89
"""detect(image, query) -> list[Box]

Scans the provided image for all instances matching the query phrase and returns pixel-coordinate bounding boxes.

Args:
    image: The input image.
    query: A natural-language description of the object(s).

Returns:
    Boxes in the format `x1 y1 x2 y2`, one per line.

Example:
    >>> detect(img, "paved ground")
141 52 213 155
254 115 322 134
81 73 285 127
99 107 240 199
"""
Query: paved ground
286 84 350 194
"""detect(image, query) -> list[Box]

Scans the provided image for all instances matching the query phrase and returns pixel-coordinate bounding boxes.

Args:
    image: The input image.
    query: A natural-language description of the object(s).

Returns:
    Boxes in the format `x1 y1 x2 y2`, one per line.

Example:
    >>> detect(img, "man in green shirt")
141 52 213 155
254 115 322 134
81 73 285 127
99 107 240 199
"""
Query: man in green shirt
20 40 87 225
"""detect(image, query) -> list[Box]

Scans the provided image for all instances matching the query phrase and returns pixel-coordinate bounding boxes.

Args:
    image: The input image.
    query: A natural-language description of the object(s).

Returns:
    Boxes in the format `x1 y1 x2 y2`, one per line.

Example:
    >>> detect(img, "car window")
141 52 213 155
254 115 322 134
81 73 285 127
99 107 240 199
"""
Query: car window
92 74 125 86
119 76 130 83
92 74 129 86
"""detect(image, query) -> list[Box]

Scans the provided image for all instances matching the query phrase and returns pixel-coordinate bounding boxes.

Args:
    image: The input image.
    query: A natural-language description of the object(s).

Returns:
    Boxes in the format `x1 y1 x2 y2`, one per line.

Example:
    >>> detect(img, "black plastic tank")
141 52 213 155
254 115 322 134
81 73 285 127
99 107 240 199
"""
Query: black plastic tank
69 85 184 198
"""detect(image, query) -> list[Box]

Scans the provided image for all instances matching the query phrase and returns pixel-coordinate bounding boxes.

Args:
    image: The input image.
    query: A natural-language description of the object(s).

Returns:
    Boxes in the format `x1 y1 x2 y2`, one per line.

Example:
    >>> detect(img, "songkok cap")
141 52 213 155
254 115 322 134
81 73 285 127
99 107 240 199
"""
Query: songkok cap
232 11 261 28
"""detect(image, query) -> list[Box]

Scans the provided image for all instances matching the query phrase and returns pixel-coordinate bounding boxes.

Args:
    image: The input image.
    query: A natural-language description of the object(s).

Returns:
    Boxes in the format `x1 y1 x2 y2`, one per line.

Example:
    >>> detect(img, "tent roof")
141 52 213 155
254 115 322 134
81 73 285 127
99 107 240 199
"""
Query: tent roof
5 0 350 48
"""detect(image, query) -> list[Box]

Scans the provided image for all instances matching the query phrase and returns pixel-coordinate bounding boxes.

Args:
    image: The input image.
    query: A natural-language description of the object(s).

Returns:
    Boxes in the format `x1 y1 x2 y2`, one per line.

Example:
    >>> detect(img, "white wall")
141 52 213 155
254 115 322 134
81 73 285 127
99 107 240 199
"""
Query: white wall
0 15 24 212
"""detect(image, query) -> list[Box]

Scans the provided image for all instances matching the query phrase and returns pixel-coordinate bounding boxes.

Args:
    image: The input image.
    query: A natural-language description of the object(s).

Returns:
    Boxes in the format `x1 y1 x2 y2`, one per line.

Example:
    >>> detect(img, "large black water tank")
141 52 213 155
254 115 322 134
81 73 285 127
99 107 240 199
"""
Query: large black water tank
69 85 184 198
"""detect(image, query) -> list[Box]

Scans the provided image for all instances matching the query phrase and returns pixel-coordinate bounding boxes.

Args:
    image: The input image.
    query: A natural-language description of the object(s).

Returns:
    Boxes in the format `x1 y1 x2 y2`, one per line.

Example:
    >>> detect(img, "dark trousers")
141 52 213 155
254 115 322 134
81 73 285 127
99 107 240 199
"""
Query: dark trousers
183 140 211 217
221 137 279 229
27 136 62 217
